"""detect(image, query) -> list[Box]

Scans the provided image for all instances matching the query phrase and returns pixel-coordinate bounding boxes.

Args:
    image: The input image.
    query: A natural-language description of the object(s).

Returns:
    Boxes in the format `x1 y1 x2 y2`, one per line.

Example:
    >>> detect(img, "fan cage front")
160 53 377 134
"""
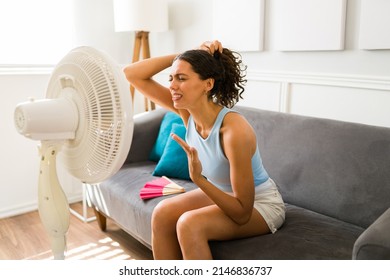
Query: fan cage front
46 47 133 183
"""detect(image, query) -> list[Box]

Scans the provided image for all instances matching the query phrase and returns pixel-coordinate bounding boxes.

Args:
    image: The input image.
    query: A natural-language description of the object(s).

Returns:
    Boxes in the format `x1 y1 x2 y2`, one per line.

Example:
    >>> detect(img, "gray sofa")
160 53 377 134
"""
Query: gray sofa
87 106 390 259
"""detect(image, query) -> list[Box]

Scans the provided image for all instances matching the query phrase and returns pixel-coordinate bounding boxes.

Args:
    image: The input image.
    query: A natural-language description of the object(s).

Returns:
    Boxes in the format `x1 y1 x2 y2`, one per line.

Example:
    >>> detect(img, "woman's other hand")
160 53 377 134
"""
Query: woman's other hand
199 40 223 55
171 133 204 183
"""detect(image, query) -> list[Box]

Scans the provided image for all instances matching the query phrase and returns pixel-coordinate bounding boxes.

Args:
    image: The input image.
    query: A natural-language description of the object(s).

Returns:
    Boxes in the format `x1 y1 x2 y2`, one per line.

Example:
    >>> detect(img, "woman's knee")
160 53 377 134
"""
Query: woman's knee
176 211 204 242
152 198 180 231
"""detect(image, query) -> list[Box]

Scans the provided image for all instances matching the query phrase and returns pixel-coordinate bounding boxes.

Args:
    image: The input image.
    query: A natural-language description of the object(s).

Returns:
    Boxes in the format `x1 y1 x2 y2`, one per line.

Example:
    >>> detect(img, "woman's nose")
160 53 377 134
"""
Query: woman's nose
169 79 177 90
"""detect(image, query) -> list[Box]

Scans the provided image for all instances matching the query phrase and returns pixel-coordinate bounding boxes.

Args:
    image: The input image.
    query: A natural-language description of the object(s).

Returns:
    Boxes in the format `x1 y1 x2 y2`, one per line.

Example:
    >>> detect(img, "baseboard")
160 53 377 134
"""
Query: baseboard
0 194 83 219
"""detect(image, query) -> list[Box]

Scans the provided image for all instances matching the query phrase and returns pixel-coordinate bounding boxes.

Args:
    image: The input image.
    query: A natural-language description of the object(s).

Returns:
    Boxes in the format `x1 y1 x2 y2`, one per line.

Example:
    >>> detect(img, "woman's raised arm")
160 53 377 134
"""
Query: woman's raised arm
123 54 178 113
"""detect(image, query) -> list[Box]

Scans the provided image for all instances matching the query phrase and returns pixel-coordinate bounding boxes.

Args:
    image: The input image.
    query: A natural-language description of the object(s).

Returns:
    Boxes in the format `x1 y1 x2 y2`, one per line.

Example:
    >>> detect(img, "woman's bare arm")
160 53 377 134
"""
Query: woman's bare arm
123 54 178 113
171 114 256 225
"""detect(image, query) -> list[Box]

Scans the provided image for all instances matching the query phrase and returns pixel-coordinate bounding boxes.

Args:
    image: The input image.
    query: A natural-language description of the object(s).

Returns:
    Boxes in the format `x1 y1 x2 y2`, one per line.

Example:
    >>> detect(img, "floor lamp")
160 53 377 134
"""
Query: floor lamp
131 31 153 111
113 0 169 112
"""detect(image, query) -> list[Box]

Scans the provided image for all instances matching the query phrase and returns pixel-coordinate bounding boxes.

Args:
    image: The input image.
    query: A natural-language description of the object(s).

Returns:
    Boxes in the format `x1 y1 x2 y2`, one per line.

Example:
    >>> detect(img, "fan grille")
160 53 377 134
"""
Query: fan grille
46 47 133 183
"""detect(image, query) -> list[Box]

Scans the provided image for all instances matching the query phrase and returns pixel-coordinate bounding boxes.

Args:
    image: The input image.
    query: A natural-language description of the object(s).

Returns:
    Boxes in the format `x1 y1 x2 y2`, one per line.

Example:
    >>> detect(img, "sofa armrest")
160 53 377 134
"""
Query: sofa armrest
125 108 168 164
352 208 390 260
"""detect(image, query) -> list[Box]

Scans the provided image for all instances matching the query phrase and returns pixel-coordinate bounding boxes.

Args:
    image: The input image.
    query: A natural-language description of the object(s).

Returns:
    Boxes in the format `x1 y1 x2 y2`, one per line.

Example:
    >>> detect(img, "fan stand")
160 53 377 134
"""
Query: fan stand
130 31 155 112
15 46 134 260
38 142 70 260
69 184 96 223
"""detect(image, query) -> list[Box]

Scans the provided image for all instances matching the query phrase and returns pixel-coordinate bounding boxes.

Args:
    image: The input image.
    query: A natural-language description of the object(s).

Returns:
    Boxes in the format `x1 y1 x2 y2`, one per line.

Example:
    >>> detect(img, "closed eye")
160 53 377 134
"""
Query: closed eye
169 74 188 82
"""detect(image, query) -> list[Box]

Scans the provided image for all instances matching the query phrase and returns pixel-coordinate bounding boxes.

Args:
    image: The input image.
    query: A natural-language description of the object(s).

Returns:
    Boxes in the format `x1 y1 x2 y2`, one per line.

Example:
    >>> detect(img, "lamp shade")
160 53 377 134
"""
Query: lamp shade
113 0 168 32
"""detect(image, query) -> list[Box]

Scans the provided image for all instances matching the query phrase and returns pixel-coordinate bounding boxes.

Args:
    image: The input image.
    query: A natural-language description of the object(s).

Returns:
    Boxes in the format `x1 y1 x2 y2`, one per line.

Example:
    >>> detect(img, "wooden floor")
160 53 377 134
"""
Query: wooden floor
0 203 153 260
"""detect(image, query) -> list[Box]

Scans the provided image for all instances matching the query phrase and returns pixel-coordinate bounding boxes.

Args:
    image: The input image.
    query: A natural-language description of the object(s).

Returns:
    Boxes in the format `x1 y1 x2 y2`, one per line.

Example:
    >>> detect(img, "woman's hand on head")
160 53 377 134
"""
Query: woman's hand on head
199 40 223 55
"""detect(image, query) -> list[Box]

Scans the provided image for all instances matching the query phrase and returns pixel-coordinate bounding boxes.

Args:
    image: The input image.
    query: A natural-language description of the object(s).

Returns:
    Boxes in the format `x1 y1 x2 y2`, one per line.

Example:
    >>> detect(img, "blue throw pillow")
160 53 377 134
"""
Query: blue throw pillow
152 123 190 180
149 112 183 162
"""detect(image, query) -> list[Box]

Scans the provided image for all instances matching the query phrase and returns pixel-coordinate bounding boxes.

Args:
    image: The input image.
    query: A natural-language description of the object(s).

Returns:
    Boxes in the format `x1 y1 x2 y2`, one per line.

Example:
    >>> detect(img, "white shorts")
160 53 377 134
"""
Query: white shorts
253 178 286 233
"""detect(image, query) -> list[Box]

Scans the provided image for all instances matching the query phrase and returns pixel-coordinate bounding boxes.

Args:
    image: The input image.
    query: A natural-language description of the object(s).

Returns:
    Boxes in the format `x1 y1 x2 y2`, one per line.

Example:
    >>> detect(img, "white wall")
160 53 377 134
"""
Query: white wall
0 0 133 218
163 0 390 127
72 0 132 63
0 70 88 218
240 0 390 127
1 0 390 218
1 72 48 217
153 0 390 126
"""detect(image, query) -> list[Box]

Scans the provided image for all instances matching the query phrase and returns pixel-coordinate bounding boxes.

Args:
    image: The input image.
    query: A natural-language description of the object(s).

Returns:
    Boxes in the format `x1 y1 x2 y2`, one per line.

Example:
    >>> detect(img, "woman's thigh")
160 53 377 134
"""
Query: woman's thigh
152 188 214 222
179 204 270 241
154 189 270 240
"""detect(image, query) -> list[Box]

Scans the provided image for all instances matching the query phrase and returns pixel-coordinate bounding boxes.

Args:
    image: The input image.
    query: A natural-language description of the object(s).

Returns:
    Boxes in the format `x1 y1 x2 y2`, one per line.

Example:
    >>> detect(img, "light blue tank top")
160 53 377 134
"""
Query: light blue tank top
185 107 269 192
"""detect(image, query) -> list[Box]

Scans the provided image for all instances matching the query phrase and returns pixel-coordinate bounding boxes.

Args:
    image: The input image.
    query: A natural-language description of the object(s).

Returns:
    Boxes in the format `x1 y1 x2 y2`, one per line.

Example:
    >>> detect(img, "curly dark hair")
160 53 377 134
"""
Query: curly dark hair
174 48 247 108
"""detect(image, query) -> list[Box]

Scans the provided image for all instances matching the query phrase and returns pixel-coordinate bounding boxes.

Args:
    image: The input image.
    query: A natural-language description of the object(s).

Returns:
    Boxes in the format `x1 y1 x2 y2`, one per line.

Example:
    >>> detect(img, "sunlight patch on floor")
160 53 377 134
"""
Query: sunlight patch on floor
25 237 135 260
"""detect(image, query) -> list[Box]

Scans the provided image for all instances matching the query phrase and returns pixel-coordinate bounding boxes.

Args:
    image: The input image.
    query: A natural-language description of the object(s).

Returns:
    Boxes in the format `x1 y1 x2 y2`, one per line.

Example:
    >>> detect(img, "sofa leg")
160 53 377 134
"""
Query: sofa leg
93 208 107 231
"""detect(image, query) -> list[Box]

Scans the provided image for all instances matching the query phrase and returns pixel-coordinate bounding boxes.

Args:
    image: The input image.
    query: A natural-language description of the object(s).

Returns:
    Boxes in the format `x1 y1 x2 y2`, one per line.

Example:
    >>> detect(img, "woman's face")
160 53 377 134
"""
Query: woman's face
169 59 212 109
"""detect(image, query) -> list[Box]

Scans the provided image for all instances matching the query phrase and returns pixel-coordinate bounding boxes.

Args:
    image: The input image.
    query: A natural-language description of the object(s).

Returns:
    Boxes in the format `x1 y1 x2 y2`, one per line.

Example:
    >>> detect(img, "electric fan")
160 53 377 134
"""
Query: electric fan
14 46 133 259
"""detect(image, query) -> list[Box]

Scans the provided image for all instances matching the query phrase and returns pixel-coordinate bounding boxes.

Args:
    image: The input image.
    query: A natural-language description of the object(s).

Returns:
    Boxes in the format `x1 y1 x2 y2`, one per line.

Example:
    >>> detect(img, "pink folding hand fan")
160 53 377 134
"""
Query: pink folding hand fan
140 176 185 199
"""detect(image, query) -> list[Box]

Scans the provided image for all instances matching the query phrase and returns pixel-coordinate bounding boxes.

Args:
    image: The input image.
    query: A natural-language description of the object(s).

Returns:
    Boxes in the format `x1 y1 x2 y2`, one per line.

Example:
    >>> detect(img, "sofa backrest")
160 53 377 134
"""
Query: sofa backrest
237 106 390 228
125 109 167 164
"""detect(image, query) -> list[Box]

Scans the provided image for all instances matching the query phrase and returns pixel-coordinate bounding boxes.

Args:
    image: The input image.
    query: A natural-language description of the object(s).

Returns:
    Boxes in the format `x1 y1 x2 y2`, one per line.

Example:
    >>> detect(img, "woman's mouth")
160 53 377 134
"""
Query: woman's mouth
172 93 183 102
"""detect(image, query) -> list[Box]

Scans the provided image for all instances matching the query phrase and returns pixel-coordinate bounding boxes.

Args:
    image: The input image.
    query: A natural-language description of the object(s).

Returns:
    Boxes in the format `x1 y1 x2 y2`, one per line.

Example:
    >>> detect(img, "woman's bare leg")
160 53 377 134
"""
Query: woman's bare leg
151 189 213 259
176 205 270 260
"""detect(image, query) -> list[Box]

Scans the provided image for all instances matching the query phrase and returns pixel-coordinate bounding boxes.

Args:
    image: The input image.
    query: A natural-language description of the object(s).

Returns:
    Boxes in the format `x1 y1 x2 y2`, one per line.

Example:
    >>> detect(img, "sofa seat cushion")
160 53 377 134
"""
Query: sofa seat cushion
88 161 197 249
91 163 365 260
210 204 364 260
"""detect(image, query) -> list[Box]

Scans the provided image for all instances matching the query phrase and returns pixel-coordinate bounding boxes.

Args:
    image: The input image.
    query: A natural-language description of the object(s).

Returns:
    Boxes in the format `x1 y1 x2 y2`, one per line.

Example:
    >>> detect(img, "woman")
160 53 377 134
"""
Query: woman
124 40 285 260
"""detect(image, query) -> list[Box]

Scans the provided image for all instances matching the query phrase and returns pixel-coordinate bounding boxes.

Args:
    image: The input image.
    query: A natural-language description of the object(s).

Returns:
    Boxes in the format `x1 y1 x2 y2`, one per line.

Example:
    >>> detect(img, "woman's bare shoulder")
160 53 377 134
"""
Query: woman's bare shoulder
220 111 256 152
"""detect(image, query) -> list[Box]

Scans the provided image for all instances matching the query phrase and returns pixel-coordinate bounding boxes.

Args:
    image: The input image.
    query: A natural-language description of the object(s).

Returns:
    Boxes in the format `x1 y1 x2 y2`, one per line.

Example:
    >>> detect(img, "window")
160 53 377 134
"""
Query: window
0 0 73 65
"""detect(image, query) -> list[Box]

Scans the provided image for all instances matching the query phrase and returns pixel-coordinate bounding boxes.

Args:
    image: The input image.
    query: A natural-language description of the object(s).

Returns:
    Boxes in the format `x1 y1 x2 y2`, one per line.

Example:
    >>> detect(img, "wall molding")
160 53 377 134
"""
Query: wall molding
0 65 54 76
3 67 389 104
245 70 390 127
12 66 380 91
247 70 390 113
247 70 390 91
